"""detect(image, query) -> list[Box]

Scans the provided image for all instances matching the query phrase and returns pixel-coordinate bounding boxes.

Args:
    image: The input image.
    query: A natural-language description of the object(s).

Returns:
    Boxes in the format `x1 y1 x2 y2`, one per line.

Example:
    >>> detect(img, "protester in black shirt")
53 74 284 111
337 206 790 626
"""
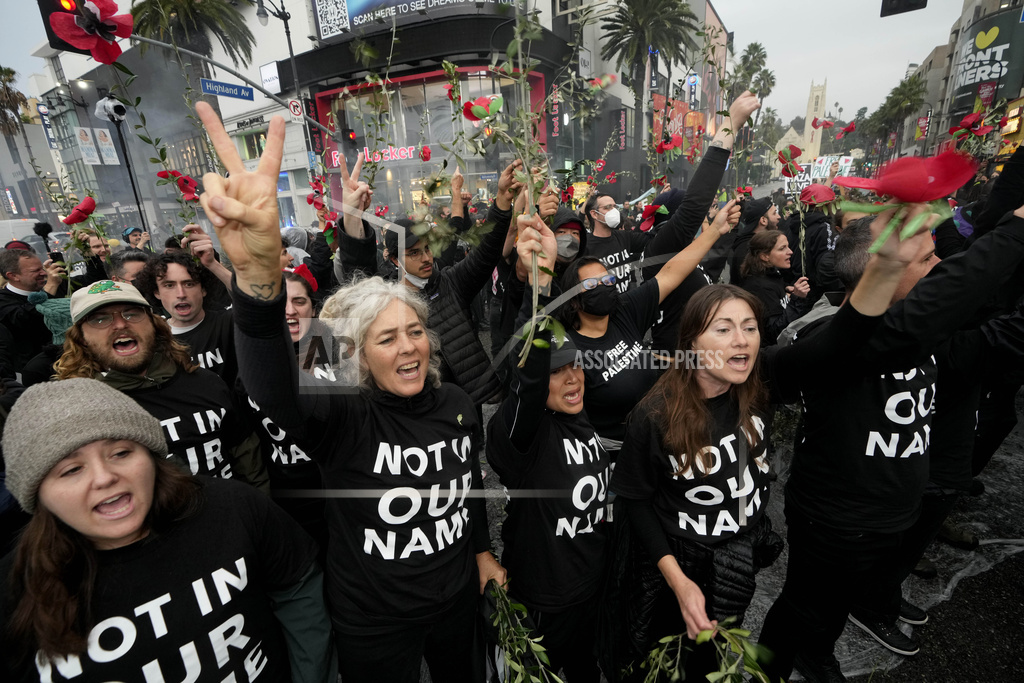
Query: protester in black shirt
612 204 944 681
240 268 331 555
557 200 741 458
136 250 237 384
195 102 504 683
759 201 1024 682
121 226 153 252
54 280 267 492
488 215 610 682
583 192 651 292
729 196 781 287
0 379 331 683
739 230 811 345
778 184 837 299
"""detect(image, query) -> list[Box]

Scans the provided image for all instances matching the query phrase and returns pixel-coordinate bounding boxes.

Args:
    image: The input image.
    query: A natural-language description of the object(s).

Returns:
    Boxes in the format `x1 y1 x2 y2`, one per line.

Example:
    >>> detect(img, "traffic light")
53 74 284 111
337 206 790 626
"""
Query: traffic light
36 0 93 56
880 0 927 17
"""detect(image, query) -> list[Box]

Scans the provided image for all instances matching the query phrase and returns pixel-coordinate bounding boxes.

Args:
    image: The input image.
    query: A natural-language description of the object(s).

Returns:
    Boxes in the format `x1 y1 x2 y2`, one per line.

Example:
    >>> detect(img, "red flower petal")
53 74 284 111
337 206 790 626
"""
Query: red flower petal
671 134 683 149
157 170 170 179
419 146 431 162
462 101 480 121
834 152 977 203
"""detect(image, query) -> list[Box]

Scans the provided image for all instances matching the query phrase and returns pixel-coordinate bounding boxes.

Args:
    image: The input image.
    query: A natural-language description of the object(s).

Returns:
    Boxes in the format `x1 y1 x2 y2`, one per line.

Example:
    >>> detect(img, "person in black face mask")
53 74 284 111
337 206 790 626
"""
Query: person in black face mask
555 200 741 461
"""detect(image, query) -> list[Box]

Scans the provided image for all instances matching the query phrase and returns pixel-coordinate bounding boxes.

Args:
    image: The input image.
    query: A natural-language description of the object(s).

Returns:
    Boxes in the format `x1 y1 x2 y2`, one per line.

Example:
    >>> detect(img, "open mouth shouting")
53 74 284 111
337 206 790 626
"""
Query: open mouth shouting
727 354 750 372
113 335 140 356
397 361 421 381
94 492 135 519
563 390 581 406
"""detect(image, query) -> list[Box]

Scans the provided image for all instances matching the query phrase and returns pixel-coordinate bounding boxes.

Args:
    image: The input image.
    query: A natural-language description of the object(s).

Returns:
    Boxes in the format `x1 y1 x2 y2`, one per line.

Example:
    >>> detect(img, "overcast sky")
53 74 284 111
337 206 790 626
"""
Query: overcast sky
715 0 967 124
3 0 968 125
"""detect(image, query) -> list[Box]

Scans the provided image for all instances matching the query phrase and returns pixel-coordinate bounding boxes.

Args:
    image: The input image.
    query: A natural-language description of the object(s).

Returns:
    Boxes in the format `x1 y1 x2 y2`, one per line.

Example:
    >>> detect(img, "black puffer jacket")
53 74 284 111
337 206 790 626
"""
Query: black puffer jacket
334 203 510 405
780 209 835 292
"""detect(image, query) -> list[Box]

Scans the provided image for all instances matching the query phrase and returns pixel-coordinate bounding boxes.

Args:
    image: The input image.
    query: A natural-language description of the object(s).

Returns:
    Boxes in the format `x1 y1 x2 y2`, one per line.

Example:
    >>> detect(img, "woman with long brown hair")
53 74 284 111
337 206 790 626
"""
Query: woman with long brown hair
738 230 811 346
610 204 940 678
0 379 331 682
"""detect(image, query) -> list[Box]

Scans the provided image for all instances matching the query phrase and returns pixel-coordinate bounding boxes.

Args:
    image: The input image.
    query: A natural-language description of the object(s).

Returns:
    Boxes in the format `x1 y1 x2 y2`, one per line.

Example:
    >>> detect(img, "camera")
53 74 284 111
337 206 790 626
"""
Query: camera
94 95 127 122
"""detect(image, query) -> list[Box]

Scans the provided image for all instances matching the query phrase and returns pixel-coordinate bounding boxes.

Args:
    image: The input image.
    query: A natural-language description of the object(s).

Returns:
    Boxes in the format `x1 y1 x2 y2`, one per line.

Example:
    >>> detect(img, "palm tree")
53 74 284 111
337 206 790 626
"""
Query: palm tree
131 0 256 69
0 66 39 215
601 0 700 152
750 68 775 130
725 42 767 102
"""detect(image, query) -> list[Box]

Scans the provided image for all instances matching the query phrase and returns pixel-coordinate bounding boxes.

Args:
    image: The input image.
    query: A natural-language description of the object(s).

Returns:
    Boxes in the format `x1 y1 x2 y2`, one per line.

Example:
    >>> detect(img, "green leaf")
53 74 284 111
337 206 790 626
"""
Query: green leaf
111 61 135 76
137 135 153 145
706 673 726 682
532 339 550 349
149 157 162 164
696 629 714 645
538 266 555 277
507 39 519 59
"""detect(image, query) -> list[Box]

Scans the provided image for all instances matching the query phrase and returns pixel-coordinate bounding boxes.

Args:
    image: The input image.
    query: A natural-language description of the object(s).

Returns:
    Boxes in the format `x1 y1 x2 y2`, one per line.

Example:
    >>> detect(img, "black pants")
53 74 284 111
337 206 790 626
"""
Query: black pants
758 505 905 681
334 579 482 683
531 597 602 682
855 490 960 620
972 381 1021 476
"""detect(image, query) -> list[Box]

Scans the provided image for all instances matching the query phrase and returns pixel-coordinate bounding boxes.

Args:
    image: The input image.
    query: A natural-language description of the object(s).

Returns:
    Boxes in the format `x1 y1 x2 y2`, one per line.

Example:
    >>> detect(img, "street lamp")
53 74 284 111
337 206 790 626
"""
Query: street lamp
256 0 312 168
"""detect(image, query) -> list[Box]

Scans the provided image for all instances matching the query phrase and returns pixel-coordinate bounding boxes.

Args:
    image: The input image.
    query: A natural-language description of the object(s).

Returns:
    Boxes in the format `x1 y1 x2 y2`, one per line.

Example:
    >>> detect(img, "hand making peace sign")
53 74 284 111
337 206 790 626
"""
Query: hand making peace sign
196 102 285 300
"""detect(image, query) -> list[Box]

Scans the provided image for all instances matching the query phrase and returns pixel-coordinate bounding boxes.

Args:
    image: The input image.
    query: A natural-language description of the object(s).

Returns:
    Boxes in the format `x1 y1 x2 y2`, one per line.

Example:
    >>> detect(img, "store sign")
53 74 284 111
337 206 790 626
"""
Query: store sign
235 116 266 130
328 145 423 167
618 109 627 151
313 0 525 40
949 12 1024 116
37 104 58 150
260 62 281 95
652 93 689 142
550 89 560 139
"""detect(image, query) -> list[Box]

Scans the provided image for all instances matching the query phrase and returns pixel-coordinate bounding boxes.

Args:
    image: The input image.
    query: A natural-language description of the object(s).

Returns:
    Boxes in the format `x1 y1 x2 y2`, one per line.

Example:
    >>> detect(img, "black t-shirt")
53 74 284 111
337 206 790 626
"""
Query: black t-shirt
614 393 772 544
173 309 237 386
303 384 487 632
121 368 251 481
585 229 652 293
488 288 610 611
0 477 316 683
571 280 662 443
785 319 937 532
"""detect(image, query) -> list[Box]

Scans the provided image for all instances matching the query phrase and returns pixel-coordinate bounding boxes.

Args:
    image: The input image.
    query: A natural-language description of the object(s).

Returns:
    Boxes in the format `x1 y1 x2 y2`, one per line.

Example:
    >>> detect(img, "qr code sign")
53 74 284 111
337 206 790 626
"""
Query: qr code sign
315 0 350 39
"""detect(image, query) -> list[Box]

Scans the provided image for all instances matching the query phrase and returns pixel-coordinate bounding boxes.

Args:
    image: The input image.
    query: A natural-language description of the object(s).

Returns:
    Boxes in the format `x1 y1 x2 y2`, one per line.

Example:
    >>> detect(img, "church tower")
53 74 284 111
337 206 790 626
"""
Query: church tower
803 80 828 160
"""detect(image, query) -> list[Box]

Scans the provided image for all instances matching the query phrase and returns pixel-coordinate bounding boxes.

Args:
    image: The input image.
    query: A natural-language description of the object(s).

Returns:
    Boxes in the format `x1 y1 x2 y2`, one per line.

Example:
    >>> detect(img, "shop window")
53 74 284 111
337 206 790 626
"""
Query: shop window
278 196 296 228
241 131 267 161
277 171 291 193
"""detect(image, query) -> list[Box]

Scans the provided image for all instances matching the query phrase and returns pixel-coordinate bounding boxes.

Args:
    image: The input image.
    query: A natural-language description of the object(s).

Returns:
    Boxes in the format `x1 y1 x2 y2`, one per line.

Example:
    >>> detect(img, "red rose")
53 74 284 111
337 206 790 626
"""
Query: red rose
834 151 977 203
419 146 431 162
49 0 134 65
64 196 96 225
595 159 606 172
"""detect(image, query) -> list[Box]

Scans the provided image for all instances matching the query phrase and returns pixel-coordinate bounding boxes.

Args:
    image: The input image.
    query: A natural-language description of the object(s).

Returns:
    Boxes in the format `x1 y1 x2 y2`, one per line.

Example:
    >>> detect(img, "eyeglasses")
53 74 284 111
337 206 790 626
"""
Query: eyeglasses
84 307 147 329
581 274 617 291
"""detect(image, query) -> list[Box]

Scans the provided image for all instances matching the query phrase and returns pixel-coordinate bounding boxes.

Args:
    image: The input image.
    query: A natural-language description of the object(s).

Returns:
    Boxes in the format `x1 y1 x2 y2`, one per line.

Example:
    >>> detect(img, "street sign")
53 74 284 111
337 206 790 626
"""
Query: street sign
200 78 254 101
288 99 303 123
687 74 700 87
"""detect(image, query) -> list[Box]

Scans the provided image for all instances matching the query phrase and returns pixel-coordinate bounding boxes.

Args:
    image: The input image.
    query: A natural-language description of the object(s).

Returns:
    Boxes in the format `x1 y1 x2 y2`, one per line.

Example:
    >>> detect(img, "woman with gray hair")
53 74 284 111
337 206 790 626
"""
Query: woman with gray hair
193 97 503 683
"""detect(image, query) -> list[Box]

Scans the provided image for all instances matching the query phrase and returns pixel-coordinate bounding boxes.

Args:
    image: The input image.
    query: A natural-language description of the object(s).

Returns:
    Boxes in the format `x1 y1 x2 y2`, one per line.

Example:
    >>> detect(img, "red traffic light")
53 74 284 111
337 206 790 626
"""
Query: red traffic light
60 0 76 10
37 0 91 56
347 130 356 142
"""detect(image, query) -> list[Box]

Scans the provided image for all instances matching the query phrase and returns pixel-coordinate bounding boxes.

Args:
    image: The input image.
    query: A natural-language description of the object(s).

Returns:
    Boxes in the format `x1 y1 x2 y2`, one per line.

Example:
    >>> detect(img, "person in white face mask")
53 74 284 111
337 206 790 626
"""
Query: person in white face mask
583 194 652 293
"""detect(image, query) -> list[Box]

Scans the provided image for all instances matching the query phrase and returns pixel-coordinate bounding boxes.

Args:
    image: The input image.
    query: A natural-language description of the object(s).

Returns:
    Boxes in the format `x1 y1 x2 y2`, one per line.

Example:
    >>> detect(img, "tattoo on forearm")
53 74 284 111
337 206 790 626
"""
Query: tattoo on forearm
710 140 726 149
248 283 277 301
538 281 552 297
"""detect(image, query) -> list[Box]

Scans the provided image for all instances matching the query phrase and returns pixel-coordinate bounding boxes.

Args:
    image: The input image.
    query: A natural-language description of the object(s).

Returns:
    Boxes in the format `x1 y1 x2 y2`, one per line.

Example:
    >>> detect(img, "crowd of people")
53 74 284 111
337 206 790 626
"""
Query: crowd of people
0 89 1021 683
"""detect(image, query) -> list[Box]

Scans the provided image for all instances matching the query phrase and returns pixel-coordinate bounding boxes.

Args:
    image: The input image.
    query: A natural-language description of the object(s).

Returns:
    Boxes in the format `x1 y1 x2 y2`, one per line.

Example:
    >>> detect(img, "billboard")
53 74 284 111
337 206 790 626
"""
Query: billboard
314 0 524 40
948 10 1024 117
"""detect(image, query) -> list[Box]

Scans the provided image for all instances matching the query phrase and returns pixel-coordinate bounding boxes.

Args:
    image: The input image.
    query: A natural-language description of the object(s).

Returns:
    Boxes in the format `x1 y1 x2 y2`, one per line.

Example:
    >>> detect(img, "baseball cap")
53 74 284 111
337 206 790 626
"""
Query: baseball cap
741 198 773 225
70 280 151 325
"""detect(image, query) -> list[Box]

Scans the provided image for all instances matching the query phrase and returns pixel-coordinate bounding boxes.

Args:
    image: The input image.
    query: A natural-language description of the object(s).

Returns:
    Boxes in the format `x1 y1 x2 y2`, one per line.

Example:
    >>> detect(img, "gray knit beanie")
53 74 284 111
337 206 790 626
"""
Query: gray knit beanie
2 378 168 513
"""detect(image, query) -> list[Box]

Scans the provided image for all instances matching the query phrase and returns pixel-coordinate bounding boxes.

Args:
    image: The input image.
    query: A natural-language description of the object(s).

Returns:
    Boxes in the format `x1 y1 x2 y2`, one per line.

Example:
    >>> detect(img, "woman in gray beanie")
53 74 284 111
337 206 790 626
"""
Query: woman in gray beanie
0 378 332 682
